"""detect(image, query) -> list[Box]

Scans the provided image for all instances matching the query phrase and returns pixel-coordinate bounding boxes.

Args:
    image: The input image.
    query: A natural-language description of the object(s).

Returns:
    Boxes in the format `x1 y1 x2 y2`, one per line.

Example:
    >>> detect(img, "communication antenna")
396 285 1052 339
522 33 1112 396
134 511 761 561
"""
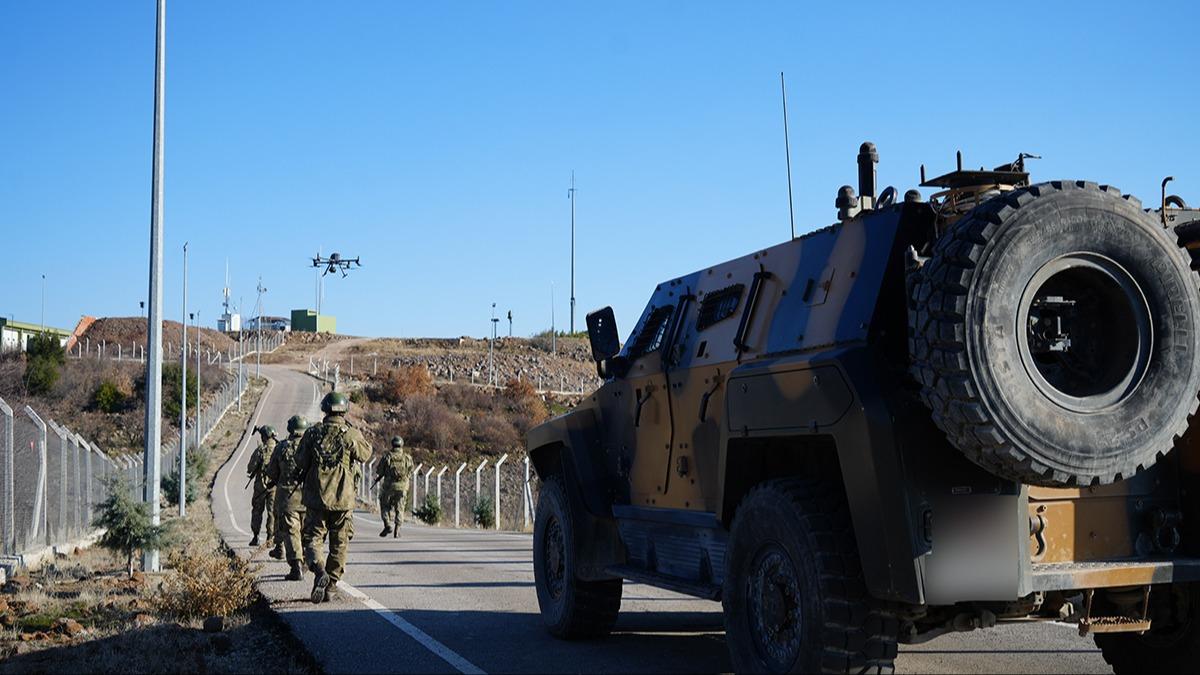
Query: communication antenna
780 71 796 240
568 172 577 334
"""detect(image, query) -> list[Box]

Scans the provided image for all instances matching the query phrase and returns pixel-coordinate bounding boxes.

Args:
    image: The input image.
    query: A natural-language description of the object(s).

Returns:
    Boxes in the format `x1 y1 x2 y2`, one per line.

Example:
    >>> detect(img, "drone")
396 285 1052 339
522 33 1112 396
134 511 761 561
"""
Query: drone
313 252 361 277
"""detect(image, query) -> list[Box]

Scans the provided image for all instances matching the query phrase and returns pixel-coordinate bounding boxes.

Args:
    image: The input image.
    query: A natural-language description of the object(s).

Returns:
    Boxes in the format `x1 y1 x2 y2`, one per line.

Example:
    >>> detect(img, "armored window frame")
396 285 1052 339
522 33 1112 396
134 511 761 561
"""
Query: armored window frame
696 283 745 331
625 305 675 360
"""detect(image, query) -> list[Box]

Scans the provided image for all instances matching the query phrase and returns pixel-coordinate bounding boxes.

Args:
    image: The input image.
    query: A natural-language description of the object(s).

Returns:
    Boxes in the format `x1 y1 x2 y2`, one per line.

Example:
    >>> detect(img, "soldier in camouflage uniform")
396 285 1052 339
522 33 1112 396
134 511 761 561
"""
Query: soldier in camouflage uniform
378 436 413 538
266 415 309 581
247 425 278 547
294 392 372 603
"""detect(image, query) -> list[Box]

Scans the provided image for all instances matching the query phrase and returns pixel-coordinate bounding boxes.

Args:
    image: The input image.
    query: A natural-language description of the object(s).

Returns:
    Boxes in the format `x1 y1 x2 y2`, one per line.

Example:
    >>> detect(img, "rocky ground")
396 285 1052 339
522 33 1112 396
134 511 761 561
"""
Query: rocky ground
79 317 240 356
0 378 316 674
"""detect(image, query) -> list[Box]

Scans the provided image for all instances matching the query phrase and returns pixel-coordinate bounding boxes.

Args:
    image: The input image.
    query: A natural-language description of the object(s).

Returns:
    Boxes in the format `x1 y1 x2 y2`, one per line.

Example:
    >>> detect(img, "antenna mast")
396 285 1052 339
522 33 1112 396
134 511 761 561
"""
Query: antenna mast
780 72 796 240
568 172 576 334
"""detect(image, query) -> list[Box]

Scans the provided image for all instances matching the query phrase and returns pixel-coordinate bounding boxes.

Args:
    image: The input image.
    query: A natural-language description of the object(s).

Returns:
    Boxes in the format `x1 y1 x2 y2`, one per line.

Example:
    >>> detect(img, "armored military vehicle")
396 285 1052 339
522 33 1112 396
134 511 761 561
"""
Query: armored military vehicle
527 143 1200 673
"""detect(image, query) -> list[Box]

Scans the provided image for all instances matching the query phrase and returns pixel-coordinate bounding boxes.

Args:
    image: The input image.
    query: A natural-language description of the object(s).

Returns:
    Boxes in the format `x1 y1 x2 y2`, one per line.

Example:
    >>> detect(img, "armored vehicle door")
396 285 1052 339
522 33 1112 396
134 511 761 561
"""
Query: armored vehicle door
606 286 689 507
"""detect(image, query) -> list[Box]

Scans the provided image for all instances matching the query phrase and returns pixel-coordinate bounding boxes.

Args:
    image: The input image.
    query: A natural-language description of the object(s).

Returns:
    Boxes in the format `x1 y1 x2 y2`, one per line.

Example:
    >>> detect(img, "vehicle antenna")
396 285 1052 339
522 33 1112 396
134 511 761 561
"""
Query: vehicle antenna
780 72 796 240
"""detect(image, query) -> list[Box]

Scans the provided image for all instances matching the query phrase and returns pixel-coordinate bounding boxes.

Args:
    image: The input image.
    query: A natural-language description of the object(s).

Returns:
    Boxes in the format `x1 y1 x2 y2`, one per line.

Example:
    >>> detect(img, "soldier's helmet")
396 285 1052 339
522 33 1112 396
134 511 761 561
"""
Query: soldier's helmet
391 436 404 448
320 391 351 414
287 415 309 434
258 425 278 440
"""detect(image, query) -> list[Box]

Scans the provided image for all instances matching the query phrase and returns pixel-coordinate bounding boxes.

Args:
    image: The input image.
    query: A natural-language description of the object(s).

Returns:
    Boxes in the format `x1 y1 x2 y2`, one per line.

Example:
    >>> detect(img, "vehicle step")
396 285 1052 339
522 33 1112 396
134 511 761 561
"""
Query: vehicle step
606 564 722 600
1030 558 1200 591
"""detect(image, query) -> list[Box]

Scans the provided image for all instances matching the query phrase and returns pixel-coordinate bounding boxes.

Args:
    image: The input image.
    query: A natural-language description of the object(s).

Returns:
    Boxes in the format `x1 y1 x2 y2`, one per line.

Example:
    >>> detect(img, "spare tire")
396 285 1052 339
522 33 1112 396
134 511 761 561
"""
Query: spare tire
910 181 1200 486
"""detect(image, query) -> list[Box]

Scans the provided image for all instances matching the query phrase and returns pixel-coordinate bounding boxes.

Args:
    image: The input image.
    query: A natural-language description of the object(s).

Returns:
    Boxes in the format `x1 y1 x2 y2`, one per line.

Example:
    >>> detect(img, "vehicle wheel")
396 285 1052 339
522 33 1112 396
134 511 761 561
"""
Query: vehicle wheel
911 181 1200 486
533 475 622 639
723 479 898 674
1095 583 1200 674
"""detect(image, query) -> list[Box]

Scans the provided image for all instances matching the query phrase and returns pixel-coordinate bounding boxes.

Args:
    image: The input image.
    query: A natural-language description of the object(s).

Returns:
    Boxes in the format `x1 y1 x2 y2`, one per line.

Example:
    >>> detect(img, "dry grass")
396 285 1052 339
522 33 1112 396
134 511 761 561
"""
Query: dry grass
154 552 257 621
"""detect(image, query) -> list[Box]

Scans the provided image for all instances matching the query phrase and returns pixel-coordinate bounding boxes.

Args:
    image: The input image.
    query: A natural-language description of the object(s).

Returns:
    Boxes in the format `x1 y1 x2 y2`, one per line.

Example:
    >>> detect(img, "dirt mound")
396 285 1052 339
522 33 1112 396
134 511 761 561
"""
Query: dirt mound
81 318 237 354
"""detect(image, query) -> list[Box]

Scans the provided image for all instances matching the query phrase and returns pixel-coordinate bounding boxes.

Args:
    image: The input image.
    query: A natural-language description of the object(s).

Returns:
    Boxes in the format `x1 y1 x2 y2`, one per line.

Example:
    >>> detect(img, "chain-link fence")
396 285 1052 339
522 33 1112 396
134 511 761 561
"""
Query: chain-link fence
0 369 247 561
67 330 285 370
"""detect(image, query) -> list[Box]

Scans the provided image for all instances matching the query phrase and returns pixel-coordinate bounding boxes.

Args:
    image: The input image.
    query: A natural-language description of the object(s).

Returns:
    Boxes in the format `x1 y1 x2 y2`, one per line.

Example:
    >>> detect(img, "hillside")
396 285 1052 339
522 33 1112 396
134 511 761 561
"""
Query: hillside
80 317 239 355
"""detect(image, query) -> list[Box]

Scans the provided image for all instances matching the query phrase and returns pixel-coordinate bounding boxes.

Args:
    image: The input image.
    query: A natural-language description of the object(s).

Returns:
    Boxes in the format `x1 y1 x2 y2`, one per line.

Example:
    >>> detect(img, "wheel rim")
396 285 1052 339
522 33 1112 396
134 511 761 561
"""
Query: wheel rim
1018 253 1153 413
543 515 566 600
746 543 804 671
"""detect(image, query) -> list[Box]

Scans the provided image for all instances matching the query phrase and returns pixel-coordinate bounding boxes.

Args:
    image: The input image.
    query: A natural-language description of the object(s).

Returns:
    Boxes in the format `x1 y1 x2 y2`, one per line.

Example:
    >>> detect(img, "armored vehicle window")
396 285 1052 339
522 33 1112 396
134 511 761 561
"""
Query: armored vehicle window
626 305 674 359
696 283 744 331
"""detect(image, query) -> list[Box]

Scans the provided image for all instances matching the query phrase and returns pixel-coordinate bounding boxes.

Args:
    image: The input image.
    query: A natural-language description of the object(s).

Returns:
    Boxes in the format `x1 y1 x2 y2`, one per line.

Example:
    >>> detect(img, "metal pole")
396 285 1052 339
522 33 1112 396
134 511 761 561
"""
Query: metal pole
195 311 201 449
179 242 187 517
454 462 466 528
494 453 508 531
40 274 46 331
142 0 167 572
569 172 576 334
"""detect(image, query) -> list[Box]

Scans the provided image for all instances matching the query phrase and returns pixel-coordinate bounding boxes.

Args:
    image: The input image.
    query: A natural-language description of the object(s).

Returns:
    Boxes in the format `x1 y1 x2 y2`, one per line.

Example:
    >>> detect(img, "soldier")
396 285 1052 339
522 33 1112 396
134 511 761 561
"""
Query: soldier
294 391 372 604
247 425 278 547
377 436 413 538
266 415 309 580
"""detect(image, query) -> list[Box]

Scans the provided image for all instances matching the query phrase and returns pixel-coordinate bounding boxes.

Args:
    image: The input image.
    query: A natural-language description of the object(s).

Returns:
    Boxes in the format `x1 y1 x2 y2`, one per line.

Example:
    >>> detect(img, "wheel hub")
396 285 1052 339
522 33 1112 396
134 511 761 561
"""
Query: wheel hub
1018 253 1152 413
746 545 803 670
543 517 566 600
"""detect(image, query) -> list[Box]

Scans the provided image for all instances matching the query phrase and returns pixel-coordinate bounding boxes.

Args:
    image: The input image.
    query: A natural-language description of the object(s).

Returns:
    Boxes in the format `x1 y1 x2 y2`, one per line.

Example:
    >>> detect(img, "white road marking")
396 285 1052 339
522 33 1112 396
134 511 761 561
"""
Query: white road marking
221 378 274 536
340 581 487 674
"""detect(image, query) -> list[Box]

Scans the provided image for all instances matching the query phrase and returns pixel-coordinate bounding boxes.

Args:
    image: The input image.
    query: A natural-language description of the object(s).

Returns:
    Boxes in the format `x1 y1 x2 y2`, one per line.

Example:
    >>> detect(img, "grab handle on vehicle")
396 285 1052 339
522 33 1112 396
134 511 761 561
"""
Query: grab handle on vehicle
635 388 653 427
699 377 722 423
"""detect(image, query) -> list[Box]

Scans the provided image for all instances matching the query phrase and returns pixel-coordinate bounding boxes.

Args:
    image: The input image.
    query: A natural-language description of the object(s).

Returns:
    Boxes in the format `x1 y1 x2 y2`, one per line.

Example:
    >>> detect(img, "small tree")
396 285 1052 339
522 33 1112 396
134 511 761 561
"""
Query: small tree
161 363 197 420
163 447 210 506
93 476 170 577
414 493 443 525
23 333 65 396
92 380 129 413
473 495 495 529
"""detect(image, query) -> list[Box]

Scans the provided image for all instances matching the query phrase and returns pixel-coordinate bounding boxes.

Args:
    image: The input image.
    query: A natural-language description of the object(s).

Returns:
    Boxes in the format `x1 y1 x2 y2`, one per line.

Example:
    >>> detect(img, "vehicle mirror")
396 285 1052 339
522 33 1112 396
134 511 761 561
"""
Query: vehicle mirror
586 307 621 362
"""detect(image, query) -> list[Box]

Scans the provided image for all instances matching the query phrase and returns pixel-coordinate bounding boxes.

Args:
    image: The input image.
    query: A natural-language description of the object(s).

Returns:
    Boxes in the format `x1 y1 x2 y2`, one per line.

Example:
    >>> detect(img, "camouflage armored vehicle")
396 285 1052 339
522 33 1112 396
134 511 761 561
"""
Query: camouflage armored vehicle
527 143 1200 673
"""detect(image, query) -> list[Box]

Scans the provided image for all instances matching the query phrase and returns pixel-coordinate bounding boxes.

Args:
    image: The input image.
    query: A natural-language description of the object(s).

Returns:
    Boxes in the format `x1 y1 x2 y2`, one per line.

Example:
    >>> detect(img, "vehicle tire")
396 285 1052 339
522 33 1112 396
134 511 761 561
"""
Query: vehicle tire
533 475 622 639
911 181 1200 486
1095 583 1200 674
722 479 898 674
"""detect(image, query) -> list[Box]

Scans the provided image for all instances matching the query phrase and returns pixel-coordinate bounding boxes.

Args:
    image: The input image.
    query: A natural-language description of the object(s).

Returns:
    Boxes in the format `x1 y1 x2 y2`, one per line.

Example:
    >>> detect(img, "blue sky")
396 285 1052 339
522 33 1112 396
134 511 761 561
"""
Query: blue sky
2 2 1197 338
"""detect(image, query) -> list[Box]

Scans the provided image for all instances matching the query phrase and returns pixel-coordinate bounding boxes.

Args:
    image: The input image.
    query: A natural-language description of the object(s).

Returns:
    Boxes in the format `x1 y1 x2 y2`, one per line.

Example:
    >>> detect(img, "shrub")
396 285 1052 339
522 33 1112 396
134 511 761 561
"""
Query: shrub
502 378 549 432
349 388 367 405
371 365 434 404
23 357 60 396
473 495 495 529
92 379 129 413
155 550 257 620
413 493 442 525
93 476 171 577
472 412 520 450
162 447 210 506
404 395 470 450
159 363 197 420
26 332 65 365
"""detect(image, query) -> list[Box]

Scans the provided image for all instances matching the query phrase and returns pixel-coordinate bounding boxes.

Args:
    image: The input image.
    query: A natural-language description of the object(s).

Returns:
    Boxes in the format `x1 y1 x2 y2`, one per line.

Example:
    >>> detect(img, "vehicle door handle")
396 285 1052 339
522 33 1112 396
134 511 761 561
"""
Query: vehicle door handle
699 379 722 423
635 388 653 428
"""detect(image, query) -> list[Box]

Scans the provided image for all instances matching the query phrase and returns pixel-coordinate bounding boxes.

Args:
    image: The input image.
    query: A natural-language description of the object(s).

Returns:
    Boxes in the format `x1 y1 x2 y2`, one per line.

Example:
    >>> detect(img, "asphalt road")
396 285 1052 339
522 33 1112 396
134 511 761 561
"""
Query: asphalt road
212 364 1113 674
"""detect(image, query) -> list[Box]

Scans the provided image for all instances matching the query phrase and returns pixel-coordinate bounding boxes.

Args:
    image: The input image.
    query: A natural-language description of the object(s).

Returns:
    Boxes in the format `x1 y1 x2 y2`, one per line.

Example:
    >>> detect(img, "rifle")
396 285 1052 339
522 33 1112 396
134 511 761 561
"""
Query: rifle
244 464 260 490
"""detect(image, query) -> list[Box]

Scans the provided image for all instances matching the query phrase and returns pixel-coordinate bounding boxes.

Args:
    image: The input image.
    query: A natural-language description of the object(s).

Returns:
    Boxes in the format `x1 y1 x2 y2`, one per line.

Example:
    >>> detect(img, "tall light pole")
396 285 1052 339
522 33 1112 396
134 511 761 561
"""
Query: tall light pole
568 172 576 334
550 283 556 355
489 303 498 386
255 278 266 377
142 0 167 572
40 274 46 331
194 310 201 451
179 242 188 517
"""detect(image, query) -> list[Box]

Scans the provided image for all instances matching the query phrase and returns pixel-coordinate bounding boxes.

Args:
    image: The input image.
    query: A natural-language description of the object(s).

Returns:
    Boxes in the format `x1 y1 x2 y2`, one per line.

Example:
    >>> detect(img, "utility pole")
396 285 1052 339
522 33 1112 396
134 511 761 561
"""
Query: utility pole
194 311 201 451
179 242 188 517
142 0 167 572
255 278 266 377
40 274 45 331
489 303 498 386
550 283 556 354
507 310 512 338
568 172 576 334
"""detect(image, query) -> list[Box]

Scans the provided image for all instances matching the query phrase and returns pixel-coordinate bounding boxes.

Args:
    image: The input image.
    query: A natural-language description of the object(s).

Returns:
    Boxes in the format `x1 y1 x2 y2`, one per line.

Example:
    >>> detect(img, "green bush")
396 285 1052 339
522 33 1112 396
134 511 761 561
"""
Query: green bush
23 333 65 395
162 447 210 506
160 363 197 420
92 380 129 413
26 332 65 364
349 388 367 405
93 476 171 577
473 495 495 529
413 493 442 525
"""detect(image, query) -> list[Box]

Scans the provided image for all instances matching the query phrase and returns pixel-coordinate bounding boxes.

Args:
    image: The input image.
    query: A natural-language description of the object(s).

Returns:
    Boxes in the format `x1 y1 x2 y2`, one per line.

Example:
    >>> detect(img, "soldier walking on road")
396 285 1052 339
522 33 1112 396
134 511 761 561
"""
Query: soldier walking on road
266 415 309 580
294 392 372 604
247 425 278 547
377 436 413 538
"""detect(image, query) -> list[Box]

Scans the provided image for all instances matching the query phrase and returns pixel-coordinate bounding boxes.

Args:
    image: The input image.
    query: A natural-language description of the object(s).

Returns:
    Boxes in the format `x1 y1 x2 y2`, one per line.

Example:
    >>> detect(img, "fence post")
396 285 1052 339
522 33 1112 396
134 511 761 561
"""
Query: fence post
0 397 13 555
23 406 48 546
493 454 508 531
454 462 467 527
412 463 423 509
436 465 448 503
474 458 488 524
423 466 434 501
82 437 94 526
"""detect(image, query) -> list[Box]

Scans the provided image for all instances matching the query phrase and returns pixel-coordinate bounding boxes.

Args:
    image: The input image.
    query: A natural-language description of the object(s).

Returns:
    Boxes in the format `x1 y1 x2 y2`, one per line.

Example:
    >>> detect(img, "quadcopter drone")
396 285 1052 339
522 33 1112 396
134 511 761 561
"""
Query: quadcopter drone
313 252 361 277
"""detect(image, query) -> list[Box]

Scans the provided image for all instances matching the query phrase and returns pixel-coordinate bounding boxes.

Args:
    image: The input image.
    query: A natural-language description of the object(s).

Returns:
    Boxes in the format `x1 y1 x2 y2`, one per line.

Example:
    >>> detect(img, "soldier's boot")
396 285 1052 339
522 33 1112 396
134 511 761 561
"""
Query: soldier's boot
311 569 330 605
269 543 284 559
250 534 260 547
285 560 304 581
393 527 400 539
324 581 340 603
379 526 392 537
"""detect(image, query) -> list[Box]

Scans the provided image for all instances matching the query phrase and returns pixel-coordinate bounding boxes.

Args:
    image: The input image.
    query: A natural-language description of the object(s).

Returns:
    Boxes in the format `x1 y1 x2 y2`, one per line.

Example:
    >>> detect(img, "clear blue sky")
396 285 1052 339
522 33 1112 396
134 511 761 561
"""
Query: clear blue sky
2 2 1197 338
